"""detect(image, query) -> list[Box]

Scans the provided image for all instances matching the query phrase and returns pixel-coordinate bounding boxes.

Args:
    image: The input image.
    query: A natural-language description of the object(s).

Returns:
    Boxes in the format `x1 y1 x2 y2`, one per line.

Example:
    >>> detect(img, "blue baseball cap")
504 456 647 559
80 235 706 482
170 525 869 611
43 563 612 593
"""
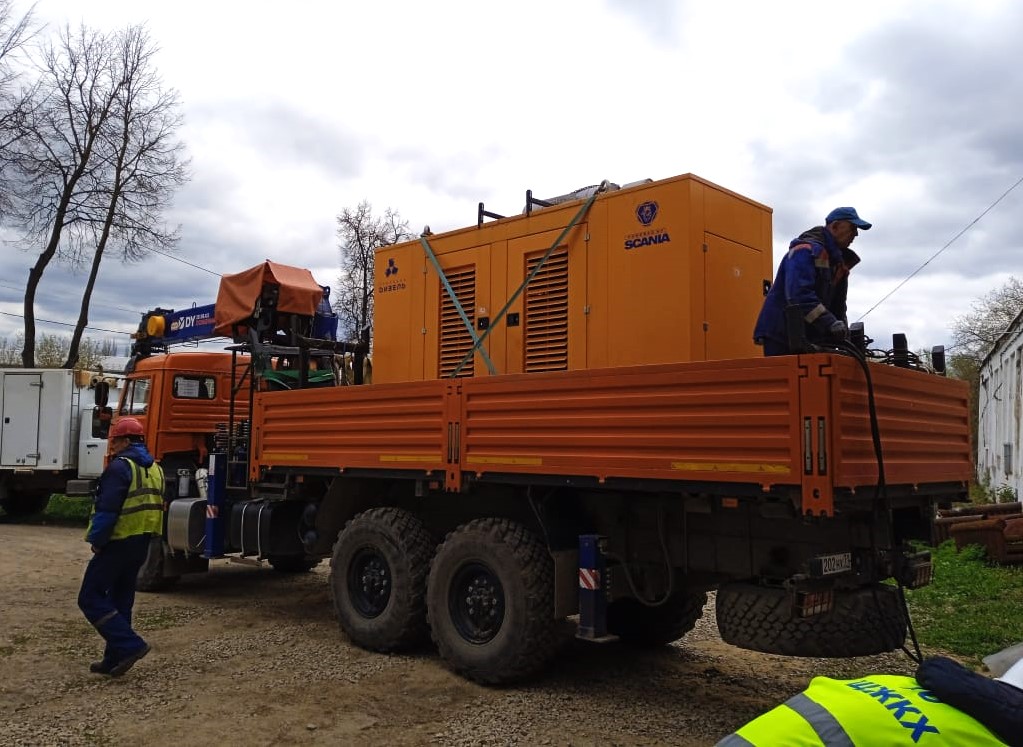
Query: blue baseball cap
826 207 872 230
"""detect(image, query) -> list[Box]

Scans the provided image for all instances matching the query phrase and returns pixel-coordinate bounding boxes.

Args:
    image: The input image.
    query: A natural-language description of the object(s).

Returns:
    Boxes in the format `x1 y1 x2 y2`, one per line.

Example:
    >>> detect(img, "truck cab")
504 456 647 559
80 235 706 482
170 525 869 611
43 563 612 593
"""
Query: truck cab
119 352 240 474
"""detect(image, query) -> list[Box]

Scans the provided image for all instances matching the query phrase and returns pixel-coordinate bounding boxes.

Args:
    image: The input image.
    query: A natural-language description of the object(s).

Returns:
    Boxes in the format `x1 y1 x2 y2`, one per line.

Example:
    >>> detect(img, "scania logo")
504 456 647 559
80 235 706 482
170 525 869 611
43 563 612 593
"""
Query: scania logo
636 201 658 226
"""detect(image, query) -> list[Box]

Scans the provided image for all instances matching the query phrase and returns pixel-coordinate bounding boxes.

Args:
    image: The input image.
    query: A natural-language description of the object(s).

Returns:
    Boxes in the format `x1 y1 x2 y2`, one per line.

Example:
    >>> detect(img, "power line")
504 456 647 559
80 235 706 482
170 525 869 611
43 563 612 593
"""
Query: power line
858 174 1023 321
0 245 223 337
0 246 221 337
148 246 222 277
0 281 139 314
0 309 133 335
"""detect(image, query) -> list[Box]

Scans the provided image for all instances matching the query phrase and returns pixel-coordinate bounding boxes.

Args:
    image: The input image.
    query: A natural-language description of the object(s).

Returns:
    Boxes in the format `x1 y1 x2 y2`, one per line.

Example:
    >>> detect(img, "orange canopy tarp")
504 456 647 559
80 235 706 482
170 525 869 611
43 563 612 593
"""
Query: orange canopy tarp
213 261 323 337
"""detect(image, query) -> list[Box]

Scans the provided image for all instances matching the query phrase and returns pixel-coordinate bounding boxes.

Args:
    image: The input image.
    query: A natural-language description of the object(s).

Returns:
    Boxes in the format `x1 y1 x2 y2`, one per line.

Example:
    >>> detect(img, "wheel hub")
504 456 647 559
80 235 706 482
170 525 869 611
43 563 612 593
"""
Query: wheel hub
450 562 505 644
348 548 391 618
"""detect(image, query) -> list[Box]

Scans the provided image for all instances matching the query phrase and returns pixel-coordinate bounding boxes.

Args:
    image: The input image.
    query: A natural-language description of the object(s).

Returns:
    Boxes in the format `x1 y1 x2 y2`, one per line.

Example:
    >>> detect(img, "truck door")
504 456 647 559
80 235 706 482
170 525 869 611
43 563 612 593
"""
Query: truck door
77 406 110 478
1 373 42 467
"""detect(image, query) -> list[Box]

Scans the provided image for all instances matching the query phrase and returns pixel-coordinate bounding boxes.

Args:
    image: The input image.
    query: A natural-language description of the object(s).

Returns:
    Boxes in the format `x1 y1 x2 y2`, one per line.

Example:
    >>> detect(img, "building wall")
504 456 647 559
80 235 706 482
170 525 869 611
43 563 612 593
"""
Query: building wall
978 321 1023 500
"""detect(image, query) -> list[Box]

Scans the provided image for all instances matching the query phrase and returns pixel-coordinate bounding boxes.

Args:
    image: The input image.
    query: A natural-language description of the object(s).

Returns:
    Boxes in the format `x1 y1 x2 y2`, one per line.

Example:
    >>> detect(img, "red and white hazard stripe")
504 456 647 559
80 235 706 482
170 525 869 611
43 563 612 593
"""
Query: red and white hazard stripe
205 504 219 519
579 568 601 590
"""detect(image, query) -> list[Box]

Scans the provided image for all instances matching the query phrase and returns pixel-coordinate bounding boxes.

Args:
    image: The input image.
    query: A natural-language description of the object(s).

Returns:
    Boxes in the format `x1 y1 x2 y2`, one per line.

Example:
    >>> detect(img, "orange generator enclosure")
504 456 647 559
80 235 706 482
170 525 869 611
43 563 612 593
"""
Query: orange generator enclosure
373 173 773 384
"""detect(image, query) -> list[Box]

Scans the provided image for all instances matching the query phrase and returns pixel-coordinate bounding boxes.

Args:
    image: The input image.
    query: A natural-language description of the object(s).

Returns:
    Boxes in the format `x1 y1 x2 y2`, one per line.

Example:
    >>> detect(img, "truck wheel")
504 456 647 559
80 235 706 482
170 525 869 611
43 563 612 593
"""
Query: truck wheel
269 556 319 573
329 507 434 651
715 582 906 657
427 518 560 685
136 536 181 592
607 590 708 646
0 489 51 518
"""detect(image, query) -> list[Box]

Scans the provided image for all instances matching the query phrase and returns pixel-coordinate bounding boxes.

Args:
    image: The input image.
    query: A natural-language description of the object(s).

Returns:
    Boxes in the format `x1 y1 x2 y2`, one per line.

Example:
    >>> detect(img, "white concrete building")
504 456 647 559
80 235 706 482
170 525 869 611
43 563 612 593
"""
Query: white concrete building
977 309 1023 501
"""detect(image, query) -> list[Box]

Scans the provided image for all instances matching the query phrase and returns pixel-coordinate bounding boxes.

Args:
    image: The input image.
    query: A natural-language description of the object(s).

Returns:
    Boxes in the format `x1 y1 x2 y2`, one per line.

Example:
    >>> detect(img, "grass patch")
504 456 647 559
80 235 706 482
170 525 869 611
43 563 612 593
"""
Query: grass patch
906 541 1023 664
44 493 92 524
0 493 91 525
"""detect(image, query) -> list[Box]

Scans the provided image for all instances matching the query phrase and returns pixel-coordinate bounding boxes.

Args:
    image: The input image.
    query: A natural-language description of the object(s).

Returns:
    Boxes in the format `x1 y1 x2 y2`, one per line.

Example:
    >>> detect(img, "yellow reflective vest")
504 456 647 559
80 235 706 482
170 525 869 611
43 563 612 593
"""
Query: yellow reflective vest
108 457 165 540
717 674 1006 746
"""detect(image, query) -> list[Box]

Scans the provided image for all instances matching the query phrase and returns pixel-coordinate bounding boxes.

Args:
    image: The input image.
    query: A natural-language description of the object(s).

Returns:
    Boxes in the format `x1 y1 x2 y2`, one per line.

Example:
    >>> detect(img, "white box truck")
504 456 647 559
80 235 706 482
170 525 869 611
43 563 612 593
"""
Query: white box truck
0 368 121 517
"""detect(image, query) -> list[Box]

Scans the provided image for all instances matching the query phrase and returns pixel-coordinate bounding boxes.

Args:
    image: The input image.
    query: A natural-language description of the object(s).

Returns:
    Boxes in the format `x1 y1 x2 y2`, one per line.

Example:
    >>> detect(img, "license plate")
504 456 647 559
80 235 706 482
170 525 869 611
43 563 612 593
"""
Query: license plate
812 552 852 576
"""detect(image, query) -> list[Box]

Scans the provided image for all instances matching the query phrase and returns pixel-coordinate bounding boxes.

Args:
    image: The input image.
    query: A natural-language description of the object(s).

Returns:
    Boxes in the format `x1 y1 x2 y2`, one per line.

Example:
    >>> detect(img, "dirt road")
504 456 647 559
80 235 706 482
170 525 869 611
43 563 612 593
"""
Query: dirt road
0 523 917 746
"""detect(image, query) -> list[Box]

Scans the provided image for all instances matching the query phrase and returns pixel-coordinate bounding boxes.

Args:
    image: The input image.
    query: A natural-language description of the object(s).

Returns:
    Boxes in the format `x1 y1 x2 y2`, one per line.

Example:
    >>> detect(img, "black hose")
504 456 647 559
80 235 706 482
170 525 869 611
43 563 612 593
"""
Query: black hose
605 503 676 608
835 339 924 664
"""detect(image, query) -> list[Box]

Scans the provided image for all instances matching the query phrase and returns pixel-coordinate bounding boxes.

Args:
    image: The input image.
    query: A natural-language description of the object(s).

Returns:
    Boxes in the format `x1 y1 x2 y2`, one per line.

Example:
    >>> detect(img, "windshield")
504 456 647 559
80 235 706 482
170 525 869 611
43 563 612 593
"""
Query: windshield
119 377 151 415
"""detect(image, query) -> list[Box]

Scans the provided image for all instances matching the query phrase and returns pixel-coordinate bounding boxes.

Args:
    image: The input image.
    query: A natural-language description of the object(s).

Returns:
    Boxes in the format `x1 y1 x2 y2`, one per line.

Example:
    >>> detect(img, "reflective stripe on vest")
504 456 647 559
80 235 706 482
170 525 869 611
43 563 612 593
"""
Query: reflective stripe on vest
716 734 755 746
784 693 853 746
719 695 828 747
721 675 1007 746
109 457 165 540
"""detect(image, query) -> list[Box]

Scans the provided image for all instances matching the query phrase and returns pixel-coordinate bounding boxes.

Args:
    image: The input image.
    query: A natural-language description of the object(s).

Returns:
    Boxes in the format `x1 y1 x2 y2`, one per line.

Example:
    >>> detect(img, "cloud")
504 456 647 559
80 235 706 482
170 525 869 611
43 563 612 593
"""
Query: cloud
188 101 366 180
603 0 683 43
4 0 1021 358
732 1 1023 348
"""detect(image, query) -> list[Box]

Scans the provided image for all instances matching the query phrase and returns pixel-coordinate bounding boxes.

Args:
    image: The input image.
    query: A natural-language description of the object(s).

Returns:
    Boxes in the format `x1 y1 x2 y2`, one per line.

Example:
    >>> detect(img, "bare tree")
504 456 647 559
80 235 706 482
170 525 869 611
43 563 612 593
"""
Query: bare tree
9 23 187 368
33 331 65 366
0 330 118 368
335 202 412 340
951 277 1023 360
0 0 37 220
12 24 122 367
72 336 104 369
0 334 21 365
62 25 187 368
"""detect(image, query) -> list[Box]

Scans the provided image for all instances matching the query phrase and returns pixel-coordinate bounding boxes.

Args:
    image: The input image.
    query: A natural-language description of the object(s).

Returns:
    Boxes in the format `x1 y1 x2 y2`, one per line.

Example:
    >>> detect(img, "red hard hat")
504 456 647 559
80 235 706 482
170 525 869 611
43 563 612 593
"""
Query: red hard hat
110 417 144 439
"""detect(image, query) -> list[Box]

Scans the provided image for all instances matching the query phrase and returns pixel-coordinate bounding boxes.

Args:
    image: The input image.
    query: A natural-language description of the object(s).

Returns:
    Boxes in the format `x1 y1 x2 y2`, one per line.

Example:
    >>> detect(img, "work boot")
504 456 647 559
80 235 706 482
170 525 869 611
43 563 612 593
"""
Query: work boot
89 660 114 675
109 643 151 677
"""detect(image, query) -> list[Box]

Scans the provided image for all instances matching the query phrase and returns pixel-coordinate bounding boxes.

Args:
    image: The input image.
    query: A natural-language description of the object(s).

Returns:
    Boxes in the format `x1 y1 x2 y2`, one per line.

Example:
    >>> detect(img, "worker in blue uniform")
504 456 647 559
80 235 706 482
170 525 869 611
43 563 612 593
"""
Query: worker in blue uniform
78 417 165 676
754 207 871 356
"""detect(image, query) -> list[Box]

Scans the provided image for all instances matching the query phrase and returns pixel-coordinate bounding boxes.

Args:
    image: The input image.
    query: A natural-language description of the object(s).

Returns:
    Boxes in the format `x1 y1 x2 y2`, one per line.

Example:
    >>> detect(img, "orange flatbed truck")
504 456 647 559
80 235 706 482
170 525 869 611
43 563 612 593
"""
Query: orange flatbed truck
120 174 971 684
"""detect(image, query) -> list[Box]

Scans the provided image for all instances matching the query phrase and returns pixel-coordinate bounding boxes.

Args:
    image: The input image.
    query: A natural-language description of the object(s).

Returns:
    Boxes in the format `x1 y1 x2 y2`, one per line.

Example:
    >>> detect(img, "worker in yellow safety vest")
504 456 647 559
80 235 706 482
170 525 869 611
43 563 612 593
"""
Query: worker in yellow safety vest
78 417 165 677
717 655 1023 746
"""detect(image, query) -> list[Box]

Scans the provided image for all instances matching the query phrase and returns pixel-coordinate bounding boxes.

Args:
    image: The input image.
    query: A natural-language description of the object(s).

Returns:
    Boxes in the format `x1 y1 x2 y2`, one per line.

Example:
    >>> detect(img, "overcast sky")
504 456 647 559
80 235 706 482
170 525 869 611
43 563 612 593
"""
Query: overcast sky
2 0 1021 358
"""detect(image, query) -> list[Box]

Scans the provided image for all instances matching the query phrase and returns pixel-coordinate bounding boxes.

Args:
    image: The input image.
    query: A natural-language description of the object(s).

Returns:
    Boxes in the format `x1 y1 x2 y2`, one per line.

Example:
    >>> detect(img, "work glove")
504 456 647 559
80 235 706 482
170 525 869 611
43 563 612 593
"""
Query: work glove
828 320 849 341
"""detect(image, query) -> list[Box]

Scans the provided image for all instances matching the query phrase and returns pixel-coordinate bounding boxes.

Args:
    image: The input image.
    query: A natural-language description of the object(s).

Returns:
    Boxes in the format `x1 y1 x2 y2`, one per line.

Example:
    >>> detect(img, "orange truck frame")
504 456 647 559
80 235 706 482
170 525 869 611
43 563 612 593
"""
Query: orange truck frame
118 174 971 684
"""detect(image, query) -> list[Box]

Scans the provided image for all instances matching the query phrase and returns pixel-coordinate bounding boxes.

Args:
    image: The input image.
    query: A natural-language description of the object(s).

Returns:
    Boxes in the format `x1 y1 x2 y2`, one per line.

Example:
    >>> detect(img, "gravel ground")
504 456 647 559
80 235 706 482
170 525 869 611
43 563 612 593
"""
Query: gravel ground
0 523 918 746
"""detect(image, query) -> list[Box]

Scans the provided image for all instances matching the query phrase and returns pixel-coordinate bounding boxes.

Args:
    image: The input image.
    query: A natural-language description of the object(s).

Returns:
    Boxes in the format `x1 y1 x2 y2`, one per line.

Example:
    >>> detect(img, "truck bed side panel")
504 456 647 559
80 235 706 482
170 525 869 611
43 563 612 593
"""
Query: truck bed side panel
825 356 972 486
459 357 802 487
253 380 450 477
251 355 972 501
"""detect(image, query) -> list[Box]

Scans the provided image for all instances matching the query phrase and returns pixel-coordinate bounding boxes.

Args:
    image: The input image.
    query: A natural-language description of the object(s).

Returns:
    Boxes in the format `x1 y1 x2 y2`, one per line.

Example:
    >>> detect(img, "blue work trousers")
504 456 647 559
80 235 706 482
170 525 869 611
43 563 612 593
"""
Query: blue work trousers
78 534 151 662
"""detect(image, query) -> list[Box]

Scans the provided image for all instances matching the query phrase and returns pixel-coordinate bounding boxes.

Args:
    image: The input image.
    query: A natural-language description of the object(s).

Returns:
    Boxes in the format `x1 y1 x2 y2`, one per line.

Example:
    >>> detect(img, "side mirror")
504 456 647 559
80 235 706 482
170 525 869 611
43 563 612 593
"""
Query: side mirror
931 346 946 376
94 380 109 408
